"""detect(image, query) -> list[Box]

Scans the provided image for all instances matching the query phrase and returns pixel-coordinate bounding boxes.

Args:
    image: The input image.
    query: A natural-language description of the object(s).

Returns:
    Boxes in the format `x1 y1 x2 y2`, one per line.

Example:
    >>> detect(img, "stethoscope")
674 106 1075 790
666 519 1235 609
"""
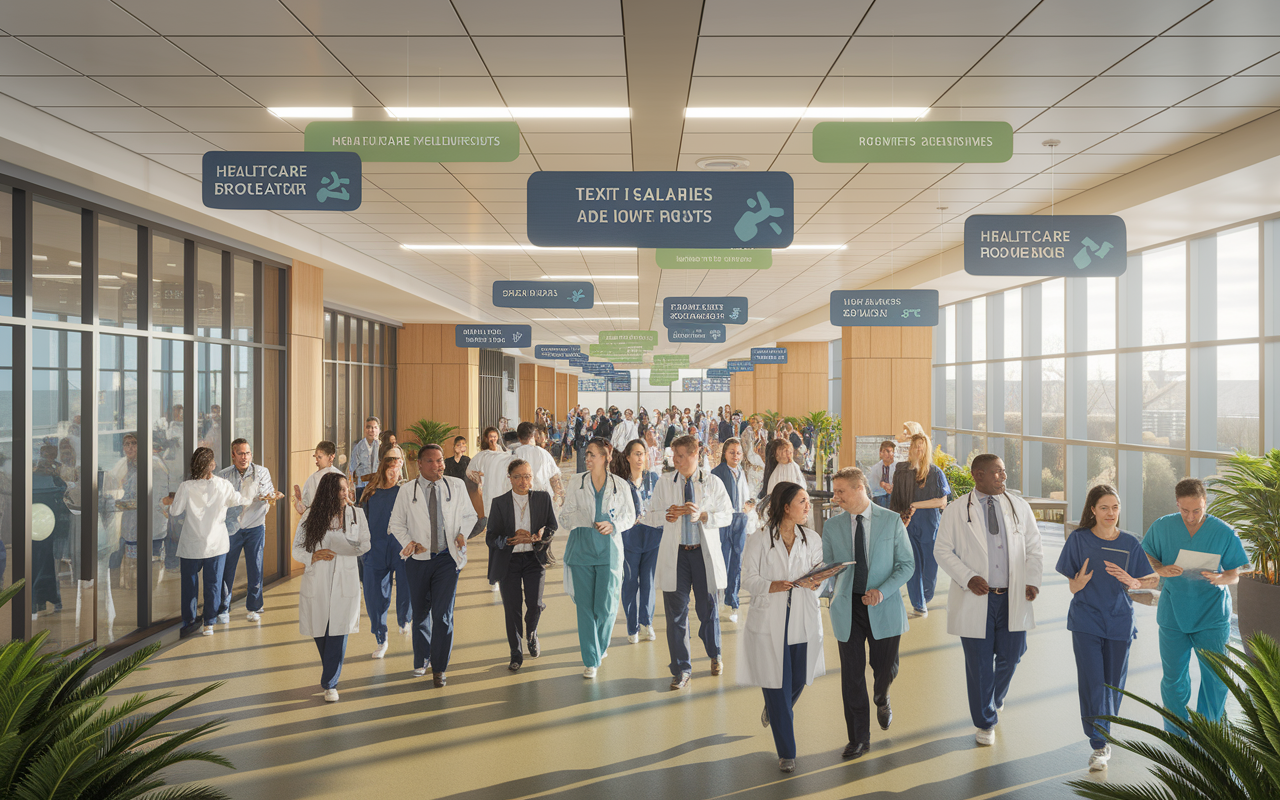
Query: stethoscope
966 491 1021 528
411 477 454 503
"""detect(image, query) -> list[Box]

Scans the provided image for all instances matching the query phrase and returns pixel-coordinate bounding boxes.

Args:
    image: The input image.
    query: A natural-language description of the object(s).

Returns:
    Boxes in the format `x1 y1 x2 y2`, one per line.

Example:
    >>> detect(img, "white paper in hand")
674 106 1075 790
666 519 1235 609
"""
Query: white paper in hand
1174 549 1221 580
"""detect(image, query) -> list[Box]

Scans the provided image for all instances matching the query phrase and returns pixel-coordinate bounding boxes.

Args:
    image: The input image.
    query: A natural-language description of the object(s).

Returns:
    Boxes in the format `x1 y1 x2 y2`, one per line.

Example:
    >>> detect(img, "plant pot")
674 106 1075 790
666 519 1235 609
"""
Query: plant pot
1237 575 1280 651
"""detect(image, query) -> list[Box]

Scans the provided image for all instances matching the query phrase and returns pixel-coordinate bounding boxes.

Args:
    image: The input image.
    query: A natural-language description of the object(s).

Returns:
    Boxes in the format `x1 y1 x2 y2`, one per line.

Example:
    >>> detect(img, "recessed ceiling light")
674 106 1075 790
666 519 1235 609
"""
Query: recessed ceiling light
696 156 751 171
68 260 81 267
685 107 929 119
541 275 638 280
269 107 353 118
32 255 47 262
121 271 138 278
36 273 80 279
386 107 630 119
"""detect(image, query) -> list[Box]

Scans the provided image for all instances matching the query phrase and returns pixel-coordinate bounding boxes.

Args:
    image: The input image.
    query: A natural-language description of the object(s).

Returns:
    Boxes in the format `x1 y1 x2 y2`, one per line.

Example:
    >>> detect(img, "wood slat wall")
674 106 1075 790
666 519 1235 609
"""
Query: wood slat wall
396 324 481 457
536 365 556 414
555 372 569 418
518 363 536 423
840 326 933 467
287 260 325 574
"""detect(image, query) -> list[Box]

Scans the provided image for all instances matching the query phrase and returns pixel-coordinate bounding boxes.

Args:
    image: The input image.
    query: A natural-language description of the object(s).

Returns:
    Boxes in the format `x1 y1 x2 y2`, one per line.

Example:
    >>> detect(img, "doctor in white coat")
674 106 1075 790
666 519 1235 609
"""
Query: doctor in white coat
291 472 371 702
642 433 735 689
934 453 1042 747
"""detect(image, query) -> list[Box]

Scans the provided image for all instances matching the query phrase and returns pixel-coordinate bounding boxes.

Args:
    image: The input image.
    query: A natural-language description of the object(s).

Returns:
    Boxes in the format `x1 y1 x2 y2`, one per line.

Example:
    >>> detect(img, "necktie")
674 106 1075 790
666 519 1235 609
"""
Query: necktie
882 463 889 486
986 496 1000 536
428 482 440 555
728 470 740 512
852 515 868 596
683 476 695 543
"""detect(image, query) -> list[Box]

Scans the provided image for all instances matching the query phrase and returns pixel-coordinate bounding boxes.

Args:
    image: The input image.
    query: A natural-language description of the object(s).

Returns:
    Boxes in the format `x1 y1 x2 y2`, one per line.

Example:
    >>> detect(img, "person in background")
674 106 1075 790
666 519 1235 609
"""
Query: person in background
360 454 411 657
292 472 370 702
574 408 591 472
293 441 343 516
560 438 636 679
100 432 169 590
718 410 734 445
162 447 255 636
468 427 514 578
712 438 757 623
379 430 398 453
514 422 564 505
761 440 808 525
594 408 614 445
611 409 639 452
935 454 1042 747
1057 484 1158 771
445 435 483 540
645 428 664 476
825 467 914 760
893 433 951 618
739 482 834 774
216 438 282 624
31 445 70 614
350 416 381 499
869 440 896 508
613 440 662 644
741 415 767 496
486 458 558 671
1142 477 1250 735
894 421 926 463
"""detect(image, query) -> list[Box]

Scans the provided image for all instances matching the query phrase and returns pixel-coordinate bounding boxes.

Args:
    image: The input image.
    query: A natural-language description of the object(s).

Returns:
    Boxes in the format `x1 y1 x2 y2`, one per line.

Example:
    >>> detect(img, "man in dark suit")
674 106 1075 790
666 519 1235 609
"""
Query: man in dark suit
486 458 558 671
717 413 734 444
593 408 614 445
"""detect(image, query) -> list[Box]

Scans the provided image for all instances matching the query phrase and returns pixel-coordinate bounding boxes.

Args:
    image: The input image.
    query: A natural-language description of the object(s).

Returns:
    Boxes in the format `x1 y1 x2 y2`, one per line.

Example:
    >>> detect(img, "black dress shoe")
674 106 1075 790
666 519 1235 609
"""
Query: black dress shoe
878 703 893 730
508 660 522 672
433 672 447 688
528 632 540 658
842 741 870 759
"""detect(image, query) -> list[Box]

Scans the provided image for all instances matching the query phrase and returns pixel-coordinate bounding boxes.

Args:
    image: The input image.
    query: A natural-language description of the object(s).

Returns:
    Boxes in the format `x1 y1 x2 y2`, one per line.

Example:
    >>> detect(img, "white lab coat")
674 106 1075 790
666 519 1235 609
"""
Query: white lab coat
610 419 639 450
292 506 371 638
169 475 256 559
642 469 735 592
737 526 826 689
470 448 512 517
388 475 478 569
559 470 637 601
934 491 1044 639
301 465 343 507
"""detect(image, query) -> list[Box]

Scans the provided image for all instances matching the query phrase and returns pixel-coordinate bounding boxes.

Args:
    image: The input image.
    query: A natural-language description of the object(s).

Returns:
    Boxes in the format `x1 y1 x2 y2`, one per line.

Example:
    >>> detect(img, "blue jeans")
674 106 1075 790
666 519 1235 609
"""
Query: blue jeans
872 494 890 508
219 525 265 615
364 551 411 644
180 554 227 627
960 592 1027 730
905 526 939 611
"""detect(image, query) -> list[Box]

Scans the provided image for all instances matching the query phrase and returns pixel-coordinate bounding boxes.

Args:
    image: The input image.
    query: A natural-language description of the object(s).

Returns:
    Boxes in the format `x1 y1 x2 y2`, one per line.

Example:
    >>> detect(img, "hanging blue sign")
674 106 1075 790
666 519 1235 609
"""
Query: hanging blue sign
578 378 607 391
526 171 794 248
706 368 731 379
581 361 614 375
728 360 754 373
964 215 1128 277
663 296 748 326
608 377 632 391
751 347 787 364
535 344 581 359
203 151 361 211
455 324 531 348
667 323 727 343
830 290 939 327
493 280 594 309
568 352 589 367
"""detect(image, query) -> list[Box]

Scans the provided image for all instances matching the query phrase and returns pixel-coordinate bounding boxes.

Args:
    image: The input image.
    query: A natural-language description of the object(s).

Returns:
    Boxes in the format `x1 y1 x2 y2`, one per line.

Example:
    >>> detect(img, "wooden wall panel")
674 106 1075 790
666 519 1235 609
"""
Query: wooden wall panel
421 323 443 364
289 260 325 340
566 380 577 410
844 326 871 359
287 449 318 574
840 358 855 467
901 327 933 358
893 359 932 433
754 377 779 413
869 327 902 358
396 364 434 430
850 359 894 436
287 334 323 450
807 373 827 412
536 365 556 412
518 363 535 423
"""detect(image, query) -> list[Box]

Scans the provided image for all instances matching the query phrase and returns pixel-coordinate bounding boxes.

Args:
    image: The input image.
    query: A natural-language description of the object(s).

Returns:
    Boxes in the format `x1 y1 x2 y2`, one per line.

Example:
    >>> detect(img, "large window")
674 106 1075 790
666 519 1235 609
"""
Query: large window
577 369 731 420
323 310 397 474
934 220 1275 529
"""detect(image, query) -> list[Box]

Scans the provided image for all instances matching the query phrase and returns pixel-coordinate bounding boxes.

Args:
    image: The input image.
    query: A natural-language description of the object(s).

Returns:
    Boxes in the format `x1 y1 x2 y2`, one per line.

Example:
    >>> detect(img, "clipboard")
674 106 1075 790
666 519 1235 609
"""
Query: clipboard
1099 546 1130 573
1174 549 1221 580
800 561 853 582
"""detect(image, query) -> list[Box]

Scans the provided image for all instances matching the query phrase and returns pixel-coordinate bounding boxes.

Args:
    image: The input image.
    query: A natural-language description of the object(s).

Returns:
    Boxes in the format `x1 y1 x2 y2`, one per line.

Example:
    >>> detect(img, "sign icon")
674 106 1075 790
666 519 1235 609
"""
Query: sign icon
711 329 722 340
316 171 350 203
570 289 586 304
902 308 921 319
512 330 524 344
728 307 741 320
1073 237 1114 269
735 191 785 243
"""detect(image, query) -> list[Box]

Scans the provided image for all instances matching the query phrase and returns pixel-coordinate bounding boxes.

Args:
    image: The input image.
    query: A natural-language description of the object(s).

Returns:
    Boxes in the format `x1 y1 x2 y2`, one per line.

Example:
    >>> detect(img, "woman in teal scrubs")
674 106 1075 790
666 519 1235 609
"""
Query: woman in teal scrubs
561 437 637 679
1055 484 1157 772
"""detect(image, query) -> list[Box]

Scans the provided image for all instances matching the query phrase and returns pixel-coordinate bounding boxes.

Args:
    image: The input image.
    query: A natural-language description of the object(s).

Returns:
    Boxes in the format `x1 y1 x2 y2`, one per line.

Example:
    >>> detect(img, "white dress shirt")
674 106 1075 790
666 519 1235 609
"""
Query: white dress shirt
301 465 343 507
514 443 559 494
170 476 255 559
611 419 639 450
512 492 533 553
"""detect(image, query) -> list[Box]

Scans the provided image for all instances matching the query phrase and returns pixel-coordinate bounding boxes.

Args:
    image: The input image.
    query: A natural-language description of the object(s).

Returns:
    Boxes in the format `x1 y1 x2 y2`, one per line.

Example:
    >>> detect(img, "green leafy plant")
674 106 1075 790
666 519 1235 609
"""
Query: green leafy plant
759 410 782 434
785 410 842 487
403 419 460 459
1207 449 1280 585
0 580 233 799
932 445 974 499
1067 632 1280 800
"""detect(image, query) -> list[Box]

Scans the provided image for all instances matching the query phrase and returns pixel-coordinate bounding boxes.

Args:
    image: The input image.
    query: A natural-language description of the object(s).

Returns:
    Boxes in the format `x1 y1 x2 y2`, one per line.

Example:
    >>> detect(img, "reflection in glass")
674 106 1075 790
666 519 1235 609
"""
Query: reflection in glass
1216 226 1259 341
232 347 254 444
97 335 142 640
0 327 11 644
232 256 254 341
196 246 222 338
152 233 185 333
0 188 12 316
32 199 83 323
197 343 225 468
151 340 185 623
1142 243 1186 346
99 217 138 329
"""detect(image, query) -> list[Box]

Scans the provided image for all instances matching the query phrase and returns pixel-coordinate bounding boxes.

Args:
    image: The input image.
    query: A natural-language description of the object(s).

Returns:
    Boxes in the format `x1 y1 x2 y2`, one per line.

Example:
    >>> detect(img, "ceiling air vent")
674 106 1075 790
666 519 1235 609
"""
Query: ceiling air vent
696 156 751 171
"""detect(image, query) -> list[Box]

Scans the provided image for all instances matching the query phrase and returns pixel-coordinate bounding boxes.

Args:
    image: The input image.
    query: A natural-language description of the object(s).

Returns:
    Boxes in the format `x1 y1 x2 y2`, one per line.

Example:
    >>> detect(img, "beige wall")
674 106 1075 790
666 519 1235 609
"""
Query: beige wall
840 326 932 467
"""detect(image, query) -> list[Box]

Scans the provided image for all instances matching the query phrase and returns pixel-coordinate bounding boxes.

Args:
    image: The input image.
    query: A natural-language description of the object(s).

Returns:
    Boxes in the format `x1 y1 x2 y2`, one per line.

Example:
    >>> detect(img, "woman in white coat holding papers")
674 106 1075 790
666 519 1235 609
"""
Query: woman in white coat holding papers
292 472 371 702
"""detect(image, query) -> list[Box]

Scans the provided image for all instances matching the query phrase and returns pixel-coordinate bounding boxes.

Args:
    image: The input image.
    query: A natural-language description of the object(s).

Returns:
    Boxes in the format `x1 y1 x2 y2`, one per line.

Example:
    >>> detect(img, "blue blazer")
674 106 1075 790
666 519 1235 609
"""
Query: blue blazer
823 503 915 642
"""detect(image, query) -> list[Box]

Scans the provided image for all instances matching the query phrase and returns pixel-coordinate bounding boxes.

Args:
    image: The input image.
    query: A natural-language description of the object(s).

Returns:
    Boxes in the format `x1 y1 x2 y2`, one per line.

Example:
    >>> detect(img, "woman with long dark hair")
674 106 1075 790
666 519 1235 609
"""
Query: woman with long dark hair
612 439 662 644
1055 484 1157 771
360 455 410 658
162 446 255 635
891 433 950 618
293 472 370 702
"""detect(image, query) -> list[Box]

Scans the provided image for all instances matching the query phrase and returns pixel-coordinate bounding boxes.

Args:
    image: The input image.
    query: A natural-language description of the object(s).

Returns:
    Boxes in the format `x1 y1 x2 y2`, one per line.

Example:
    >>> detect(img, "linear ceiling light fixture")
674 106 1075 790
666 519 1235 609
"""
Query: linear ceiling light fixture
540 275 638 280
386 107 630 119
779 244 848 250
685 107 929 119
268 107 353 118
532 317 640 321
401 244 636 252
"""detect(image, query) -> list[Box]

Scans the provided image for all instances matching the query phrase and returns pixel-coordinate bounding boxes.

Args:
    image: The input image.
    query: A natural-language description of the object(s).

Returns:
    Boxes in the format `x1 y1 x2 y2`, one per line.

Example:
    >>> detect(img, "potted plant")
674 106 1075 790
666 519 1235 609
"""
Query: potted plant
785 411 842 491
403 419 460 460
932 446 974 501
1207 449 1280 649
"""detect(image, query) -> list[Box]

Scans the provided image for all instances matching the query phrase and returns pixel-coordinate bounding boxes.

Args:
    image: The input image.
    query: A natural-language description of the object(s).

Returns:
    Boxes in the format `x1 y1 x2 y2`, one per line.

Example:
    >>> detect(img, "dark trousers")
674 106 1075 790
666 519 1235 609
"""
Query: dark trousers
622 546 659 634
500 552 546 664
219 524 265 615
663 546 721 677
31 536 62 610
720 520 749 609
960 592 1028 730
363 553 411 644
406 552 459 672
1073 631 1131 749
180 554 226 626
763 604 808 760
872 494 890 508
838 601 901 745
314 624 347 690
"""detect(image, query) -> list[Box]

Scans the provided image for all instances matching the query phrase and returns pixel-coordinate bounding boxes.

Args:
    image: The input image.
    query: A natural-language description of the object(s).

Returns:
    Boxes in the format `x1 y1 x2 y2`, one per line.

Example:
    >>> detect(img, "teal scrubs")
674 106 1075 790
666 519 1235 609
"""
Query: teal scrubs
1142 514 1249 731
564 480 622 668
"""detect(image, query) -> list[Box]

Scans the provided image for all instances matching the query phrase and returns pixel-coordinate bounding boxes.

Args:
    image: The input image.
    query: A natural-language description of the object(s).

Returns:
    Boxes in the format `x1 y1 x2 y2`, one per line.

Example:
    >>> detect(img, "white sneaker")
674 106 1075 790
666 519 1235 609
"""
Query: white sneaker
400 623 412 635
1088 745 1111 771
644 625 656 641
372 640 389 659
202 626 214 636
216 612 230 625
323 689 339 702
413 667 429 677
492 582 501 593
601 649 608 659
909 607 928 618
628 633 640 644
975 727 995 746
583 666 597 679
246 611 261 622
729 611 739 623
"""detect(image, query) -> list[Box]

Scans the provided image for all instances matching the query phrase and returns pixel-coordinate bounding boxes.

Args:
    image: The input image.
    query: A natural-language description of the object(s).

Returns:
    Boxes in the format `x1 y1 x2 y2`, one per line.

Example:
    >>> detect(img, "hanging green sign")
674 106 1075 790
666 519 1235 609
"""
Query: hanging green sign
653 354 690 367
599 330 658 349
655 249 772 269
589 343 647 358
304 121 520 162
812 121 1013 163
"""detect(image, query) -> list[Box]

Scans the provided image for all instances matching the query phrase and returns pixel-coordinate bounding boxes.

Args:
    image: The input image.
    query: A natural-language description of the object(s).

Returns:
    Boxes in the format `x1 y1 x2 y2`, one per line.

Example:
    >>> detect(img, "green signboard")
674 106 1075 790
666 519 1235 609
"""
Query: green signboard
599 330 658 349
656 249 772 269
589 343 646 358
304 121 520 163
812 121 1013 163
652 354 690 367
649 372 678 386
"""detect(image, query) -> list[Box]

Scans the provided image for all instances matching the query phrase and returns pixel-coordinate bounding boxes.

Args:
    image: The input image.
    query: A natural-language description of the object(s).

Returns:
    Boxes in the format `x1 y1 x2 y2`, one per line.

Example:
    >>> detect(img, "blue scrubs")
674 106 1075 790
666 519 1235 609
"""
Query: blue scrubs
1055 528 1153 748
621 472 662 636
564 481 621 667
901 465 950 612
360 486 410 644
1142 514 1249 732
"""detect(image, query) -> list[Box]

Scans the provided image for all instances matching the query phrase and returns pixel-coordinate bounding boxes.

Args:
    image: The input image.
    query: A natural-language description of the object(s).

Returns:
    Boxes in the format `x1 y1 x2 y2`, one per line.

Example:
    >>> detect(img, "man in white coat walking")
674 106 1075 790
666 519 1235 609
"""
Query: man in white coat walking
643 434 735 689
935 453 1042 747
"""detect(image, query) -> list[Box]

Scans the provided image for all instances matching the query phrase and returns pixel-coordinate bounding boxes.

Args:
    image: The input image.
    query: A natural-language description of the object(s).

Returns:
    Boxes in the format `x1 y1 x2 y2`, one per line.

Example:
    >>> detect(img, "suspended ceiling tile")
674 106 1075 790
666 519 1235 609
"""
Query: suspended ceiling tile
474 36 625 77
700 0 872 35
224 76 381 107
356 189 394 202
1011 130 1109 153
349 201 415 214
1 76 133 105
931 172 1029 190
860 162 963 174
369 222 445 233
1055 152 1163 172
303 223 376 233
384 188 476 202
21 36 212 76
283 0 464 34
0 37 78 75
1244 53 1280 75
679 132 790 153
42 106 183 132
327 232 397 243
970 36 1147 77
433 223 511 233
170 36 350 77
524 132 632 154
511 116 632 133
687 76 823 107
1013 0 1205 35
1165 0 1280 36
956 152 1056 173
95 76 254 106
114 0 311 35
834 36 996 76
675 153 779 171
810 76 955 107
924 106 1044 129
404 202 493 215
845 172 940 189
320 36 485 76
141 153 206 173
195 132 304 151
1016 172 1119 191
1109 36 1280 77
454 173 532 189
360 161 446 173
692 36 847 77
96 131 213 153
443 154 541 173
494 76 629 106
365 172 465 189
681 117 806 134
357 76 504 106
831 187 925 201
938 76 1091 106
454 0 622 35
466 189 528 202
1018 106 1160 132
771 154 864 173
1177 75 1280 106
991 187 1072 204
151 106 299 132
0 1 152 34
859 0 1040 36
1062 75 1222 107
1083 130 1217 154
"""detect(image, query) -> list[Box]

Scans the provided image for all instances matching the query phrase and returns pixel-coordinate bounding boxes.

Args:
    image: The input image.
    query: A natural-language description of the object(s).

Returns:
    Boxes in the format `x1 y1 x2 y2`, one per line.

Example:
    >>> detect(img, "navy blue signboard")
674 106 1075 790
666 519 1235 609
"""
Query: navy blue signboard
535 344 581 359
705 377 731 391
568 352 589 367
582 361 614 375
203 151 361 211
830 290 939 327
455 325 531 348
609 377 632 391
964 215 1127 277
663 296 748 326
667 323 727 343
751 347 787 364
578 378 607 392
728 360 754 373
527 171 794 249
494 280 594 309
706 368 731 379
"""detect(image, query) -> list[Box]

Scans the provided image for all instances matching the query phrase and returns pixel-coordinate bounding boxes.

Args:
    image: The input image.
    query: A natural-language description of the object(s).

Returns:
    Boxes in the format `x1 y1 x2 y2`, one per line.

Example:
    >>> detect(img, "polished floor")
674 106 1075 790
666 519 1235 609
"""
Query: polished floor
116 520 1192 799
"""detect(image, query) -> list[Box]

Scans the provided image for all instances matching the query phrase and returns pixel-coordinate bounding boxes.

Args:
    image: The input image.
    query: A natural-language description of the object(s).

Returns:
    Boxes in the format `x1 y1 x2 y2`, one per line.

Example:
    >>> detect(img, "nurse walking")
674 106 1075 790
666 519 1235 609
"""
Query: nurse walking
359 454 410 657
894 433 950 617
562 438 637 678
613 440 663 644
291 473 371 701
1055 484 1157 771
